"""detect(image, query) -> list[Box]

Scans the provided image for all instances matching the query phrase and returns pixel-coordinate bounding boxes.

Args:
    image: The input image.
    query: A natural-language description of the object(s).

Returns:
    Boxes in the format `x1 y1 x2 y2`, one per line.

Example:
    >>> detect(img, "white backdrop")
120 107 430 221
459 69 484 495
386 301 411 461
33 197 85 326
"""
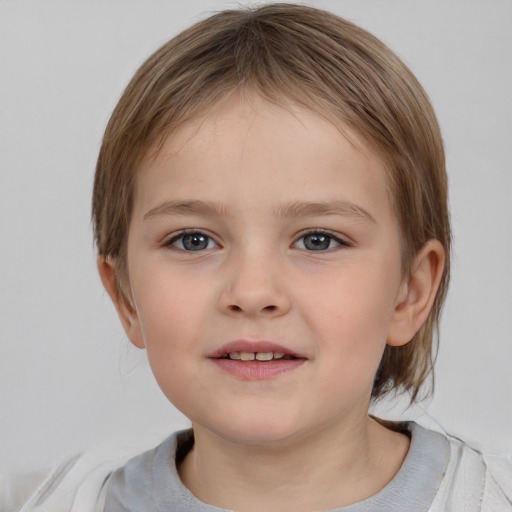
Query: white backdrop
1 0 511 475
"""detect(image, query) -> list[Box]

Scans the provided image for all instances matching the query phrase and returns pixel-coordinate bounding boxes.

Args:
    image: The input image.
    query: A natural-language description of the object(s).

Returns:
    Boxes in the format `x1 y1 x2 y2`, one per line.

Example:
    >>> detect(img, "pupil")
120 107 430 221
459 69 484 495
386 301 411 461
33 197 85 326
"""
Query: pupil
305 234 330 250
183 234 208 251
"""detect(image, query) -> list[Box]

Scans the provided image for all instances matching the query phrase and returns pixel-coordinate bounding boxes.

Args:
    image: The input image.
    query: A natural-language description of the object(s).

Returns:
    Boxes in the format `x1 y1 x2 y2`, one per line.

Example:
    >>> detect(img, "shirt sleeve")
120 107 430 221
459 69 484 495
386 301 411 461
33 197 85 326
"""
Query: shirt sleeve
482 452 512 510
0 469 52 512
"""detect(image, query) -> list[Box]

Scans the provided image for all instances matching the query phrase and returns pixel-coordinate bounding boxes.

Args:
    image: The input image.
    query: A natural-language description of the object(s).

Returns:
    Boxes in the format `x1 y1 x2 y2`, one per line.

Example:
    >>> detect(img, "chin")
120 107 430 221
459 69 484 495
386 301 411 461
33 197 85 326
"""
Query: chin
199 411 312 448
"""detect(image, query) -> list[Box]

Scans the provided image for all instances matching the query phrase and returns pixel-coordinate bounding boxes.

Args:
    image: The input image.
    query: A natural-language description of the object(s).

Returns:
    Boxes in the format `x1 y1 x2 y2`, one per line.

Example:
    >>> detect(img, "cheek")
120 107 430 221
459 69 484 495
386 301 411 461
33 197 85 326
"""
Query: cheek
308 266 398 338
131 274 208 410
302 265 399 382
130 266 208 353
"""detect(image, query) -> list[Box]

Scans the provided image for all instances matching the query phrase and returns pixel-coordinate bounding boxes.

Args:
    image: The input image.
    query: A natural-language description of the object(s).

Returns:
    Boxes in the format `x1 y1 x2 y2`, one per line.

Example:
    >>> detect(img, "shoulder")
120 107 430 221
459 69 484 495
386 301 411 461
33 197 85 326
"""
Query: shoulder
4 430 188 512
104 429 194 511
480 449 512 510
1 443 142 512
1 469 51 512
425 426 512 511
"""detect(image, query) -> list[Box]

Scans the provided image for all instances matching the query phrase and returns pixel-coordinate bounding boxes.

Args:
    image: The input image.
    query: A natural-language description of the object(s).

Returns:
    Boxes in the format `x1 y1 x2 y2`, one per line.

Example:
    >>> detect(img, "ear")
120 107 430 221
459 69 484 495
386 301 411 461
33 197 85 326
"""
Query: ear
97 256 145 349
387 240 446 347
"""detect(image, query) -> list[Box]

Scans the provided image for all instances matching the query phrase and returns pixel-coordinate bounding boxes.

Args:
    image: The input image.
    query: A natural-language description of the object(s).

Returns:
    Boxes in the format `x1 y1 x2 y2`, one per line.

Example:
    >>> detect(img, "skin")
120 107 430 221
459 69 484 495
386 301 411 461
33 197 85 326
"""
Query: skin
99 93 445 511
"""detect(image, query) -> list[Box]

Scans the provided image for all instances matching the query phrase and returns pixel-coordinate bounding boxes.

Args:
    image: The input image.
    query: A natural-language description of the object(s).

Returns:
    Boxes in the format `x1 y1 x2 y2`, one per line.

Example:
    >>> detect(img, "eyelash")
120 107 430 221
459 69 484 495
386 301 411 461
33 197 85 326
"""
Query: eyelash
163 229 351 252
164 230 219 251
293 230 351 252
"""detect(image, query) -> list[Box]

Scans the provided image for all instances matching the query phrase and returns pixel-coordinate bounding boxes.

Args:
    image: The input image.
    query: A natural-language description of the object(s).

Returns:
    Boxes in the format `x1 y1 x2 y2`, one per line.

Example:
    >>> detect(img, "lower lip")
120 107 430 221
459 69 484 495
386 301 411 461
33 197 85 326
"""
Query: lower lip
210 358 306 380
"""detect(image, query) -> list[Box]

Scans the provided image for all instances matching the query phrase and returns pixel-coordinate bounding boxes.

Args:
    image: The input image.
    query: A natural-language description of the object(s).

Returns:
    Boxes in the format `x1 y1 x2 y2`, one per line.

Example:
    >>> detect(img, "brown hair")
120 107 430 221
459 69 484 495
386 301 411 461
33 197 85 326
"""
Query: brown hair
92 3 450 402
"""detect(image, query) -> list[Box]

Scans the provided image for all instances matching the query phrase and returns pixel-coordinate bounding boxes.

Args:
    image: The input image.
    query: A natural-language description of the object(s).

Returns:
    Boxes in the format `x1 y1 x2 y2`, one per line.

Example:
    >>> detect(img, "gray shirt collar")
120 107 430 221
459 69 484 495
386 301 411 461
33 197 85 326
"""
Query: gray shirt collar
104 422 450 512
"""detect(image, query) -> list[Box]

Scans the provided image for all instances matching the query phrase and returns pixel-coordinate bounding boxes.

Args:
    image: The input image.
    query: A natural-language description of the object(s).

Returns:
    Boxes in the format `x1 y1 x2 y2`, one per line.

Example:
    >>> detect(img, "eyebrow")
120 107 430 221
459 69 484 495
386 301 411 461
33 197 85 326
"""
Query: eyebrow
143 200 229 221
143 199 375 224
275 200 376 224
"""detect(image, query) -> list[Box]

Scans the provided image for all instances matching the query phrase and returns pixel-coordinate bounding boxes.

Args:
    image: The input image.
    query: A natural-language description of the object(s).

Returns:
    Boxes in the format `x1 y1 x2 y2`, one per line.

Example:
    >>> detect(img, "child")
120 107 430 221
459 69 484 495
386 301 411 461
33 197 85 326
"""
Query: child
8 3 512 511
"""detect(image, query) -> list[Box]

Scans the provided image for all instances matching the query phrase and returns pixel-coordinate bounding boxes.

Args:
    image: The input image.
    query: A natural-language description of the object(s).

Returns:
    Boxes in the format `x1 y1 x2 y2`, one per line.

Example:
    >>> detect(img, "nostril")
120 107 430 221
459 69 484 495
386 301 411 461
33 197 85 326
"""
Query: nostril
228 304 278 313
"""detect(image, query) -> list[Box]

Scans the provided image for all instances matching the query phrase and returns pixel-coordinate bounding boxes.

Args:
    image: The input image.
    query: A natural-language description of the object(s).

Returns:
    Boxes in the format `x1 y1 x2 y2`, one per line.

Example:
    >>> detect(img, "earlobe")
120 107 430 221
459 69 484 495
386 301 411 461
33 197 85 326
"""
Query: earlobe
96 256 145 349
387 240 445 347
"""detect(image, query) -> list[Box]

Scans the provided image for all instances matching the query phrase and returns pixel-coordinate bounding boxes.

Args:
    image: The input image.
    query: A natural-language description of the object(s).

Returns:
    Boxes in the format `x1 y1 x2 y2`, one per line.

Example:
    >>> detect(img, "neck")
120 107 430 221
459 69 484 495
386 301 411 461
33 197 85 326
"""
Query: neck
178 415 410 512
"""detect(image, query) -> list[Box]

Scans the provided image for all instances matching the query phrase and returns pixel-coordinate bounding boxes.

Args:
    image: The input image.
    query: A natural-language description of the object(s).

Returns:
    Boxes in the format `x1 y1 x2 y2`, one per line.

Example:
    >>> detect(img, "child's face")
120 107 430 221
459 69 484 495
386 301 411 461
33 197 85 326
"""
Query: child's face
123 94 407 446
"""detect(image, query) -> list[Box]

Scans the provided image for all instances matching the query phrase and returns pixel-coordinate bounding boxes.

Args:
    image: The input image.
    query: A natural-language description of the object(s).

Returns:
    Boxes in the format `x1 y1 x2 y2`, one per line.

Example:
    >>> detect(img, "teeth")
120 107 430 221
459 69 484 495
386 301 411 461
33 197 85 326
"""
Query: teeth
227 351 290 361
255 352 273 361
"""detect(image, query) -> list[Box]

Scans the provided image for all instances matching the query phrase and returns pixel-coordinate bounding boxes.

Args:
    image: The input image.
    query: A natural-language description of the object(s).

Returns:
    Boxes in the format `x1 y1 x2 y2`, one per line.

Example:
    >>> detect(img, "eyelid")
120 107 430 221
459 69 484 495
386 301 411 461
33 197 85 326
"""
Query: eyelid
163 229 220 250
292 229 352 250
161 228 350 251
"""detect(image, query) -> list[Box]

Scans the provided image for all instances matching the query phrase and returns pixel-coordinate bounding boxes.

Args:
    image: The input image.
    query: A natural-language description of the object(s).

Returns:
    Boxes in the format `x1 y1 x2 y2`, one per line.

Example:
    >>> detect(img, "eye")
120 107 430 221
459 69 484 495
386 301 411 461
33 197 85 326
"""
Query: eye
294 231 347 251
166 231 218 251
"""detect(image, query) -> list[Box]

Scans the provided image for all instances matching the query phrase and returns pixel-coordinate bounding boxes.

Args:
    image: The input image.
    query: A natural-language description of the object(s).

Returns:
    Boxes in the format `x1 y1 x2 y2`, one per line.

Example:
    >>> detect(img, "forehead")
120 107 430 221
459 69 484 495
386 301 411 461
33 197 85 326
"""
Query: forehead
134 94 393 221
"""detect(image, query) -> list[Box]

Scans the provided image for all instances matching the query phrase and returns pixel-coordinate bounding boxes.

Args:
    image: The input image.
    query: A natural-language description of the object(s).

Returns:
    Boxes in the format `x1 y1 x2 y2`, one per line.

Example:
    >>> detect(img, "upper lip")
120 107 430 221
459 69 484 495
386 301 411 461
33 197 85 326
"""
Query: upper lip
208 340 304 359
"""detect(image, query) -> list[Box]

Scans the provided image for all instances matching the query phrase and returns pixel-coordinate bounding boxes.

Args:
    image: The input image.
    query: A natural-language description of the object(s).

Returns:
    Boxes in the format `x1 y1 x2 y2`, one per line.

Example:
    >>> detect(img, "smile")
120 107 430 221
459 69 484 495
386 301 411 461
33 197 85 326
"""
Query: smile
209 341 306 379
221 351 296 361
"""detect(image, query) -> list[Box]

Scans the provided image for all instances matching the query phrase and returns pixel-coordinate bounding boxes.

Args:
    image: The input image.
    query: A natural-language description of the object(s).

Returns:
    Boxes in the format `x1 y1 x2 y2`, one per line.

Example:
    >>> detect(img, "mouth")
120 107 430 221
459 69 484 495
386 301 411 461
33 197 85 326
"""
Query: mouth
216 351 299 362
208 341 306 379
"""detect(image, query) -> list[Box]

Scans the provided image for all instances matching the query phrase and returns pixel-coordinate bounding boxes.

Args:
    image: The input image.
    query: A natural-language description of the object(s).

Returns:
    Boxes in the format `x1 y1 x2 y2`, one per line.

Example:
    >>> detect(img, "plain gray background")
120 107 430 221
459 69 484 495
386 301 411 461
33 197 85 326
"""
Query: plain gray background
1 0 511 475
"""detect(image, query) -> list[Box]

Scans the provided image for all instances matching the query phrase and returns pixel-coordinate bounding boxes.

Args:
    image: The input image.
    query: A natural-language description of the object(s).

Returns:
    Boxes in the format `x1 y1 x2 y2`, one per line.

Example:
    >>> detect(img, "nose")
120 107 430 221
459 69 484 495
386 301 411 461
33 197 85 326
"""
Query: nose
217 249 291 318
